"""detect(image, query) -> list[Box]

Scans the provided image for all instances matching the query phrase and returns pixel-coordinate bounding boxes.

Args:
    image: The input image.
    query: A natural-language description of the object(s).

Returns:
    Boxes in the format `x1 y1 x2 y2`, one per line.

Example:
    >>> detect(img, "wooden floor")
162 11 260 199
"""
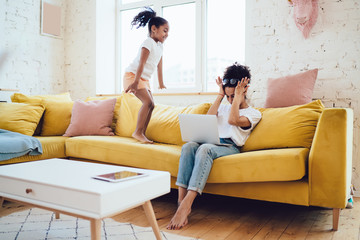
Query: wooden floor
1 191 359 239
113 190 360 240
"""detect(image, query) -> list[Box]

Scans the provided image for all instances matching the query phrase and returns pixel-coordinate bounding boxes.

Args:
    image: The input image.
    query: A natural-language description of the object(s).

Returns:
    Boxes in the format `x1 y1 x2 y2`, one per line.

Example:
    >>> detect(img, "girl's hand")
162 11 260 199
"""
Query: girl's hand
216 76 225 96
125 82 138 94
234 77 250 99
158 83 167 89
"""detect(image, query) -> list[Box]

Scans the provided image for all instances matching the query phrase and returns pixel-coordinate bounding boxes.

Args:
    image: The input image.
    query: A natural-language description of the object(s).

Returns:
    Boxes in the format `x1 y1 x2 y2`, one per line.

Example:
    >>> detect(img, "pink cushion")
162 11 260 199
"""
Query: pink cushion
63 98 116 137
265 69 318 108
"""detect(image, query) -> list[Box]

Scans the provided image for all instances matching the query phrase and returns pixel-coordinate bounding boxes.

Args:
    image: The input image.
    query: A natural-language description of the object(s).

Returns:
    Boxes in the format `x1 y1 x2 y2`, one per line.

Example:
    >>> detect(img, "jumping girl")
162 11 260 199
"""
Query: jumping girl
124 7 169 143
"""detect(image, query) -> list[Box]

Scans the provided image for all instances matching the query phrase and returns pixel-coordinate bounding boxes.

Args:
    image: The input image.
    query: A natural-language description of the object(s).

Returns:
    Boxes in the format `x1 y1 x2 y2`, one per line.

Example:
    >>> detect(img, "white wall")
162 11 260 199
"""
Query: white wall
0 0 66 102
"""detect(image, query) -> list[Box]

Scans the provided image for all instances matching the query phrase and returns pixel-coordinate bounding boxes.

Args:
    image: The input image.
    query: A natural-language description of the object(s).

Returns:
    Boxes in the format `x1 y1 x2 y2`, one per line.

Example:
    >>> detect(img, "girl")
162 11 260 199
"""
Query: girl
124 7 169 143
167 63 262 230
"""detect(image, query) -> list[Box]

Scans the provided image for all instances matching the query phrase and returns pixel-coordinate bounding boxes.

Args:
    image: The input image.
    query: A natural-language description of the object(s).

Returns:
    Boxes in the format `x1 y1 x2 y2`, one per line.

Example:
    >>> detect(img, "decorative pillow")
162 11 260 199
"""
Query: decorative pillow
115 93 212 145
11 92 72 104
63 98 116 137
85 96 122 131
0 102 45 136
241 100 324 152
265 69 318 108
41 100 74 136
11 92 72 135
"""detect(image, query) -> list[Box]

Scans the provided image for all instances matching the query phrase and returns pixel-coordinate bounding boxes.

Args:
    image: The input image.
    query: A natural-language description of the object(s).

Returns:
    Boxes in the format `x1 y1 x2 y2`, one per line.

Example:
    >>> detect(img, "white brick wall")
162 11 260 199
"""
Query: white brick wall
245 0 360 192
0 0 66 102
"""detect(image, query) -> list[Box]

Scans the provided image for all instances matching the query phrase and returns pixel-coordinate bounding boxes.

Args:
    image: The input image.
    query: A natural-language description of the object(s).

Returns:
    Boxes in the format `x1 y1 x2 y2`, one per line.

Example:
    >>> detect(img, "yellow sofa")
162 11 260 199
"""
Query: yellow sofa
0 93 353 231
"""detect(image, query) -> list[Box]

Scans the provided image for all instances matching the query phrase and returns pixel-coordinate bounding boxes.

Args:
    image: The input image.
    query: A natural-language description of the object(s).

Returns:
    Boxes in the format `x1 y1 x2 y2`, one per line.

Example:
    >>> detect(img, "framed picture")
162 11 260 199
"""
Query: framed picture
40 0 62 38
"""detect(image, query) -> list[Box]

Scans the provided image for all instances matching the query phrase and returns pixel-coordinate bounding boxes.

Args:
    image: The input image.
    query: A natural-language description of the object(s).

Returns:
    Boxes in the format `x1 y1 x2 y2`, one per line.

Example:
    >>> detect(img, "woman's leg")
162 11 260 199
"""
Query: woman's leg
187 144 240 193
176 142 201 201
168 144 240 230
133 88 155 143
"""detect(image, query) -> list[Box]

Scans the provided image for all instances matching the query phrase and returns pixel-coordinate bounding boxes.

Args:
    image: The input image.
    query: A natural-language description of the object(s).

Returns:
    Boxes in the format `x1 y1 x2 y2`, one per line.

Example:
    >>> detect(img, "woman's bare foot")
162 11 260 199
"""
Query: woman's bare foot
132 132 153 144
166 201 192 230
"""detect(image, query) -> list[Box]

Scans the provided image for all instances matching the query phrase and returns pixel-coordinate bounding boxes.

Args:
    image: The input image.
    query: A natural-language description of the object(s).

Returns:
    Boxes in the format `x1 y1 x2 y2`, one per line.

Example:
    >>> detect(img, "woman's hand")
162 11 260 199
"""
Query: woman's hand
216 76 225 96
125 82 139 94
234 77 250 99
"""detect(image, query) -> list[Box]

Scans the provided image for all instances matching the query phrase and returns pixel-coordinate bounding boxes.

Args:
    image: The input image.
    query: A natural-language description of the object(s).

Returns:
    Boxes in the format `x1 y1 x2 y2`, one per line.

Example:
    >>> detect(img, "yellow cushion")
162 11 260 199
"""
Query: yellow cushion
242 100 324 152
0 102 45 136
11 92 72 135
65 136 182 177
11 92 72 103
41 100 74 136
85 96 121 131
146 103 212 145
115 93 211 145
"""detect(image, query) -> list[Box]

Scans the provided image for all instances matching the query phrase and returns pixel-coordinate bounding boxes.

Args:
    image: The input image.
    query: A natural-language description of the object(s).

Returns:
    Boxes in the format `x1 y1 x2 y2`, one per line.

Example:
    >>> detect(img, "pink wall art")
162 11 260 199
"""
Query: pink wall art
289 0 319 39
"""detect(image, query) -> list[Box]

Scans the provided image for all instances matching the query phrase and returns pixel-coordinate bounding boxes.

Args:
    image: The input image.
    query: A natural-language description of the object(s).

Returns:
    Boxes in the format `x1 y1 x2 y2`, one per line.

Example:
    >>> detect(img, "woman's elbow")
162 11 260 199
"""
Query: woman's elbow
228 118 237 125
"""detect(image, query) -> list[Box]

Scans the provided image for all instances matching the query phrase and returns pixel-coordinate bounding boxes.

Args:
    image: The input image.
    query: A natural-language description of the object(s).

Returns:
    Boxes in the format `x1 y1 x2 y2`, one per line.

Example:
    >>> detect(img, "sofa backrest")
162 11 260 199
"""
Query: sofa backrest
116 93 211 145
241 100 324 152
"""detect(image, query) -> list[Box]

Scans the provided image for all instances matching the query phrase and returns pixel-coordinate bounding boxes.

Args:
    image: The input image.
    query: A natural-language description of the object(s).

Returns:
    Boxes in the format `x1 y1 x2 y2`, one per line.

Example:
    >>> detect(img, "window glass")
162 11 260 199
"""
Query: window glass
206 0 245 92
120 8 148 91
162 3 196 90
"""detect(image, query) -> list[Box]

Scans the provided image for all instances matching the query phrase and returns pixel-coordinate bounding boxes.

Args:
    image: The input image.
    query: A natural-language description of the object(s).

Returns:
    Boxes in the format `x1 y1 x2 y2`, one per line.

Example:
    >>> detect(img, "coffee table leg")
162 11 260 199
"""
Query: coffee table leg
90 219 101 240
143 200 162 240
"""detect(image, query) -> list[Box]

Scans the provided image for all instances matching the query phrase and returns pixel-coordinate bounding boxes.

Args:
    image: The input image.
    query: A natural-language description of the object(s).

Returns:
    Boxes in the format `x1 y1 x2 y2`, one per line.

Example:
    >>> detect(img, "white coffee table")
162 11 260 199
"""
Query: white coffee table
0 159 170 240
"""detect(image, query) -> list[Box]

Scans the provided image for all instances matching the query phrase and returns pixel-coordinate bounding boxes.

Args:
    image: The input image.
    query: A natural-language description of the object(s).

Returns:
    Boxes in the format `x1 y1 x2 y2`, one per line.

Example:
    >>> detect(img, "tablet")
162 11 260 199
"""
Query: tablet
92 170 147 182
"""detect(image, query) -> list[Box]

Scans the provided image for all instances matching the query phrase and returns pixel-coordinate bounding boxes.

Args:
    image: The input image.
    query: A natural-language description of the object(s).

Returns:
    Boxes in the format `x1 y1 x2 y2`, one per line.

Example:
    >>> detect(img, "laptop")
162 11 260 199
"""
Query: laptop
178 114 231 145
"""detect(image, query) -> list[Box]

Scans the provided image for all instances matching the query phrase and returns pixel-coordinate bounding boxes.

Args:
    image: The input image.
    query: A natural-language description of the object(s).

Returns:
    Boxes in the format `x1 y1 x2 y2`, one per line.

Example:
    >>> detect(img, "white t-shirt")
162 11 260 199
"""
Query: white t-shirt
217 104 262 146
126 37 163 81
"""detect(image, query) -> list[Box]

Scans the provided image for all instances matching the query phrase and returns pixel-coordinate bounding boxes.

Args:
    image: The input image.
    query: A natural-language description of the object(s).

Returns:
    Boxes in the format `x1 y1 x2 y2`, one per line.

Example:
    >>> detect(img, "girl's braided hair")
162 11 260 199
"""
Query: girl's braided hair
131 7 168 34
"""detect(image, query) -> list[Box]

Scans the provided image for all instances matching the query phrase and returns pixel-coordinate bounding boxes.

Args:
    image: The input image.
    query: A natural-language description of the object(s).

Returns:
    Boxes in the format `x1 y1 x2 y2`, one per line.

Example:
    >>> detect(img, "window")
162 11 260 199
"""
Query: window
113 0 245 94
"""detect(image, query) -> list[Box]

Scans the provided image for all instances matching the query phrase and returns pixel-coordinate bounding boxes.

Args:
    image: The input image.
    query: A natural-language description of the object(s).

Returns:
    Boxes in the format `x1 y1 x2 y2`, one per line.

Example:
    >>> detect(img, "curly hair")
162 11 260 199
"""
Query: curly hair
131 7 168 34
222 62 251 90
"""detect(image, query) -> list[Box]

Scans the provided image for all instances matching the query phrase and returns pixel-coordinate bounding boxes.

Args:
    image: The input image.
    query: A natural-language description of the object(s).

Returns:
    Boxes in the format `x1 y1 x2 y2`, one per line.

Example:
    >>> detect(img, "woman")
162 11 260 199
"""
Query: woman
167 63 262 230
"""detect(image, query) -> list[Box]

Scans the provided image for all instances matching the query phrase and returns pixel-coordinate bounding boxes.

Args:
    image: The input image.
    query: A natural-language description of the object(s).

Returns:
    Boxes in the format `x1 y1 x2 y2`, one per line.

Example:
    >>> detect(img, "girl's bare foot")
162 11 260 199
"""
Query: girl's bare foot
166 201 191 230
132 132 153 144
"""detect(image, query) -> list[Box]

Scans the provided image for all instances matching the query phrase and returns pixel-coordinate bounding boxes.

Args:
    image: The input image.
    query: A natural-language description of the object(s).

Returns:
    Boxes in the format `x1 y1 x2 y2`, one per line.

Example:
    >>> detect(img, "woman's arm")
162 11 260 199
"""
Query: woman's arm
207 77 225 115
125 47 150 93
157 57 166 89
228 78 251 128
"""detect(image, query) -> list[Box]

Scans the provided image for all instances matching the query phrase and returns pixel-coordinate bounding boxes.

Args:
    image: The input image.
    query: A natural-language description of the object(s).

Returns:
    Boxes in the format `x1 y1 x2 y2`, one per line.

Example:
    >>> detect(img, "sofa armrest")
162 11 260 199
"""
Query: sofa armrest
309 108 353 208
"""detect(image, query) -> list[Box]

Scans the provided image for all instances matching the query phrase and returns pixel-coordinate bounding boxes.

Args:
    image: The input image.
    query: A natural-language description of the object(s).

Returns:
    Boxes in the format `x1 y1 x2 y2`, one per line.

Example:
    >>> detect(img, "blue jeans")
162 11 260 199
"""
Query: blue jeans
176 138 240 194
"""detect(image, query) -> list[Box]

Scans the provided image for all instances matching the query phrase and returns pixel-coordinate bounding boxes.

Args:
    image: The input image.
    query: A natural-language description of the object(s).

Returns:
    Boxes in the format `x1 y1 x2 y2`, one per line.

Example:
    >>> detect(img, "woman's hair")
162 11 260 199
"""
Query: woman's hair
222 62 251 90
131 7 168 34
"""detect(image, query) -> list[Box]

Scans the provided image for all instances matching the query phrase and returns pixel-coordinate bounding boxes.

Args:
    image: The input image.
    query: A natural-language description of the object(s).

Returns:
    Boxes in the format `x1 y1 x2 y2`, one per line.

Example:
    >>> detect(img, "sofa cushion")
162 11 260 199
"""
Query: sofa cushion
115 93 211 145
41 100 74 136
0 102 45 136
66 136 308 183
11 92 73 135
265 69 318 108
64 99 116 137
242 100 324 152
85 96 121 131
65 136 182 177
207 148 309 183
0 136 68 165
